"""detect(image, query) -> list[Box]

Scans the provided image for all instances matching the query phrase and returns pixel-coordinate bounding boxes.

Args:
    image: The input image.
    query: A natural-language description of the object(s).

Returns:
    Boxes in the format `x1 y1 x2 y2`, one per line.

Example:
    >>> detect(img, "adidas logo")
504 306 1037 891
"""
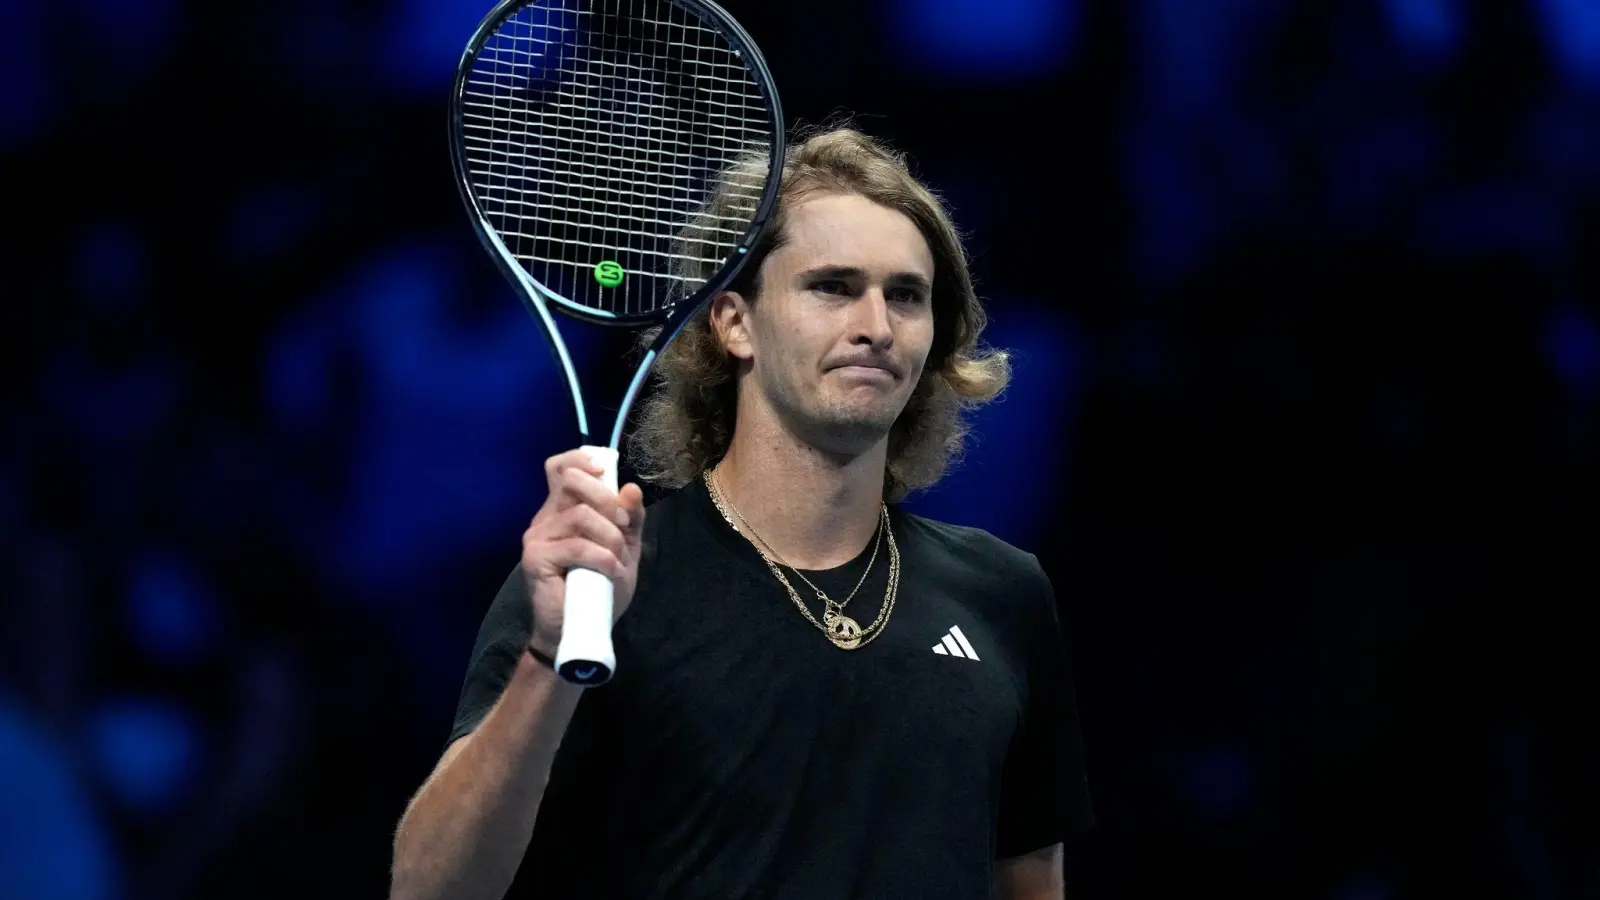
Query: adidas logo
931 625 980 661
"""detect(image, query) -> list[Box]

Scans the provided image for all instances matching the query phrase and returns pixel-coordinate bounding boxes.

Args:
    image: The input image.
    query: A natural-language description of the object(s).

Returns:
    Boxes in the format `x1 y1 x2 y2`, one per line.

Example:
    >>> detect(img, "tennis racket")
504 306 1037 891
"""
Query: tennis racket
450 0 785 686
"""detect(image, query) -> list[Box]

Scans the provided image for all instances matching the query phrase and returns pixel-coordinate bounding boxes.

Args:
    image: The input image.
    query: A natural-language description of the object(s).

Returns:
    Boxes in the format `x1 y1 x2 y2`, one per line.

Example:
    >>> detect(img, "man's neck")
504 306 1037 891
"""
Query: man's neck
712 413 887 572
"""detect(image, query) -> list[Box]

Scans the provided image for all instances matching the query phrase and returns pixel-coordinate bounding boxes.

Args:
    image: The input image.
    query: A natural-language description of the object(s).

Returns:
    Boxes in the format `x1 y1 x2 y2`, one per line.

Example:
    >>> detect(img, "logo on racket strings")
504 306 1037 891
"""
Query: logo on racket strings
594 260 625 287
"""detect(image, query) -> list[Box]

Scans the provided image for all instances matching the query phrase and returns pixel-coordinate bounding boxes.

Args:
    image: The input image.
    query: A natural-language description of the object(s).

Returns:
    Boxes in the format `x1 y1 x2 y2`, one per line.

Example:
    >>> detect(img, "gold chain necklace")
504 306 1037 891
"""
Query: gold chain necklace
730 485 883 618
704 468 899 650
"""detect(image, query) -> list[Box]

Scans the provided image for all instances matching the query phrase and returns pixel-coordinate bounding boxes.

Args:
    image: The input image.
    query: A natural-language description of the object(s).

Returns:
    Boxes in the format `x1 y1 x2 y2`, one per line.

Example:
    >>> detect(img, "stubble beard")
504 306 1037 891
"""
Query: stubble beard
766 369 909 458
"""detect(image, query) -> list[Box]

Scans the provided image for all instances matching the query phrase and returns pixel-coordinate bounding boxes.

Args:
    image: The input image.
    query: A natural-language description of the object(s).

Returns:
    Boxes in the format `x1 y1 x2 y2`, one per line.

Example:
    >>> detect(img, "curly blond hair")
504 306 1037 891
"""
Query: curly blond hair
626 126 1010 501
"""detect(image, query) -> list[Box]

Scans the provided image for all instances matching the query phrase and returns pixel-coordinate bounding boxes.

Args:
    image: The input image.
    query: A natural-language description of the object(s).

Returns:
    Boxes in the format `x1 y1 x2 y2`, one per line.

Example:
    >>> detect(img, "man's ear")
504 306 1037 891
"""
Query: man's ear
710 290 755 362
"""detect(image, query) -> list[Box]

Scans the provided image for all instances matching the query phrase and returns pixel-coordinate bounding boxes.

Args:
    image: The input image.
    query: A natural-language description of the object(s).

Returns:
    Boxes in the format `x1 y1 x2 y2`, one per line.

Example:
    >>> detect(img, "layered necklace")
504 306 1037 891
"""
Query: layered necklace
704 468 899 650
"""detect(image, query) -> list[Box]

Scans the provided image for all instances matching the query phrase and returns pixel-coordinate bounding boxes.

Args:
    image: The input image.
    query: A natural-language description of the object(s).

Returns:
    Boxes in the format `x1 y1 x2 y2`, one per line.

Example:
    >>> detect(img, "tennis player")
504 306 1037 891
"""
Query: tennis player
390 127 1094 900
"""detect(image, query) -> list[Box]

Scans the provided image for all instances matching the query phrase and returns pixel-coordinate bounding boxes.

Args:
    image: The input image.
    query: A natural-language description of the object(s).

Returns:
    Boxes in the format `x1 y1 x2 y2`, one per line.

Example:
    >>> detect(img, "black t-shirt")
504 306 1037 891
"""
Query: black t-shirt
448 477 1094 898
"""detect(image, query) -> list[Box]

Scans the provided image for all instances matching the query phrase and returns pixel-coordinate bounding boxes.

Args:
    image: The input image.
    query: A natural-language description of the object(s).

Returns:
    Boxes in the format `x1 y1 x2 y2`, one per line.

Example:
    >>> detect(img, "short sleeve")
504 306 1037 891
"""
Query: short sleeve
445 565 532 748
995 558 1095 858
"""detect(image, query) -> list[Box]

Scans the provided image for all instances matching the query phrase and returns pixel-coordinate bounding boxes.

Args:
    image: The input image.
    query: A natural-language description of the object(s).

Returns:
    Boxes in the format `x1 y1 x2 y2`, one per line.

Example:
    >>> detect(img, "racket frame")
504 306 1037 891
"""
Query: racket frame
448 0 786 449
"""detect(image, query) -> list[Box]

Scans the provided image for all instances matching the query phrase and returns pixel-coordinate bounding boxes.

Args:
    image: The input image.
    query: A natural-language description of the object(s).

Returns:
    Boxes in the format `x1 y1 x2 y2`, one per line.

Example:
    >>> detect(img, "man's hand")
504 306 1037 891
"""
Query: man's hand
521 449 647 655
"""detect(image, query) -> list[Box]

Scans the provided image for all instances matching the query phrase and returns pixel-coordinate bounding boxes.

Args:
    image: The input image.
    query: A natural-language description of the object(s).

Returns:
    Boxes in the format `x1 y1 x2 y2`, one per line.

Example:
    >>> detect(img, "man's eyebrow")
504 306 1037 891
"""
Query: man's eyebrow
886 272 933 292
795 266 933 290
795 265 865 281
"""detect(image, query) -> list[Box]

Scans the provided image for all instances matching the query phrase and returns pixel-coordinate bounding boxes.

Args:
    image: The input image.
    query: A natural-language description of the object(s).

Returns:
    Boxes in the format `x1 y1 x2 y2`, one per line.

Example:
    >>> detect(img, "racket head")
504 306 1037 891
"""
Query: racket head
449 0 785 331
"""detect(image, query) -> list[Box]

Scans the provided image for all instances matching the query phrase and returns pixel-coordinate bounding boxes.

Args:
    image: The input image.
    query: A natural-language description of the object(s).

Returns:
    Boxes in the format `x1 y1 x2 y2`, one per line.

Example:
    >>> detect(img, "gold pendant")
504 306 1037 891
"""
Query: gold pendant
824 613 863 650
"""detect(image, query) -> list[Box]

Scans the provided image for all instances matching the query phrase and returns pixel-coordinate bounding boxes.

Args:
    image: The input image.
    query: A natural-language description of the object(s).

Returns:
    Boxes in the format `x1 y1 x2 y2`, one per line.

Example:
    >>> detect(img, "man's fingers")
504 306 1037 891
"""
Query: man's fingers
535 452 640 547
528 448 633 585
543 449 606 491
545 538 626 581
551 464 624 520
557 503 628 561
618 483 646 537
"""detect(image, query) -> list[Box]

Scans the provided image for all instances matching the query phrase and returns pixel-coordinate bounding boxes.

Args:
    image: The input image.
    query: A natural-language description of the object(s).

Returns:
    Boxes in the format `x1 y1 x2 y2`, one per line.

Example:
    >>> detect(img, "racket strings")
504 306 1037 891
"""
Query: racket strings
461 0 774 319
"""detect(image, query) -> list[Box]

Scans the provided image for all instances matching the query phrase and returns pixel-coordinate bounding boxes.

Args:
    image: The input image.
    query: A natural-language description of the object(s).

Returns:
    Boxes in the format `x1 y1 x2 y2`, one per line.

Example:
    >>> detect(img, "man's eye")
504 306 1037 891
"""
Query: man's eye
889 287 925 304
812 280 848 295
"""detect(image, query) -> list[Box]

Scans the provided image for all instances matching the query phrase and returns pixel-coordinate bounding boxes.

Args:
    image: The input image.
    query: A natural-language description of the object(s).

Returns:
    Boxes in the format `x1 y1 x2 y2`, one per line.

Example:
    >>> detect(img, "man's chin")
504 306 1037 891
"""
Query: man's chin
807 405 903 452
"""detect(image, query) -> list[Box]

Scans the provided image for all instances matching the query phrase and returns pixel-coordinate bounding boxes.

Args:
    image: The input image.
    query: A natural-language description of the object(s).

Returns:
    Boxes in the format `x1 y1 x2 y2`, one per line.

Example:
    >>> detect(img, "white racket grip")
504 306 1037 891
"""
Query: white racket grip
554 445 619 686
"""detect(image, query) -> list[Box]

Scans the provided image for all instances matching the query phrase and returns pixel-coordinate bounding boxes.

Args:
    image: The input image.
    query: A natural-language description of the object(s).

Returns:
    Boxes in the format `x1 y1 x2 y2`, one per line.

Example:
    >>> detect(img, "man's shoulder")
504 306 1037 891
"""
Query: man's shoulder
895 510 1059 647
894 508 1047 583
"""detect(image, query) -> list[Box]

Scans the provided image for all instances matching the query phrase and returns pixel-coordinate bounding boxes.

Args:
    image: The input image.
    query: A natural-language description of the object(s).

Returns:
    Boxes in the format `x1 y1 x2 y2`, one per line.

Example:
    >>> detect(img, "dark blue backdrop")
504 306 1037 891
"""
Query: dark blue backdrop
2 0 1595 897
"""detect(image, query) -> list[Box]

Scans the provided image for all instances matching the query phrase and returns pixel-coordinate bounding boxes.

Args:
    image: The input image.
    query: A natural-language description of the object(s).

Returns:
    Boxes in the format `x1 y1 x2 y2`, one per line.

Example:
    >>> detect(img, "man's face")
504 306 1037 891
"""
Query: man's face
728 191 936 455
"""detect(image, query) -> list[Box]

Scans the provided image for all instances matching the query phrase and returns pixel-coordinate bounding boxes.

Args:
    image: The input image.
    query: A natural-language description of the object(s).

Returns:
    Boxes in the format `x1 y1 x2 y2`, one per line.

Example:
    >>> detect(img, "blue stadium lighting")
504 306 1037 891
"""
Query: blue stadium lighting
901 306 1079 543
1385 0 1459 63
895 0 1076 78
1537 0 1600 88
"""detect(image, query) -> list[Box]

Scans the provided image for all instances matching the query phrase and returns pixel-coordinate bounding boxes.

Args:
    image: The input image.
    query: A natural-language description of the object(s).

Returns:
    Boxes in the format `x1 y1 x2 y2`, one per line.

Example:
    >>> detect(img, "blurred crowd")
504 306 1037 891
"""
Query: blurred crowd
3 0 1595 897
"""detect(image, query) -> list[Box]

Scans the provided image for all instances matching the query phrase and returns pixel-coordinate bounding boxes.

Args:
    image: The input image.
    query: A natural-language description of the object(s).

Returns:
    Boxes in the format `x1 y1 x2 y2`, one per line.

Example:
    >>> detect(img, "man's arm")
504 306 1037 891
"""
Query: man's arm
994 842 1065 899
389 648 583 900
390 448 646 900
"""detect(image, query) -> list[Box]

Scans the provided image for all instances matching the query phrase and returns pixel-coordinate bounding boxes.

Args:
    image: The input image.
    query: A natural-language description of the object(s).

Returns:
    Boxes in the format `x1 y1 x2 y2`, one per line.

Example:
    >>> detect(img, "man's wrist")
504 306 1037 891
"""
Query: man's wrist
525 637 558 669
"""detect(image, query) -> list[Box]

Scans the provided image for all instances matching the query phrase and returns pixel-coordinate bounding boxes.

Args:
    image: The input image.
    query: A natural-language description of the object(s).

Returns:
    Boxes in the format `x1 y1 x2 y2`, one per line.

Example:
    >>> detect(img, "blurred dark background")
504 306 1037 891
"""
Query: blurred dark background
3 0 1596 897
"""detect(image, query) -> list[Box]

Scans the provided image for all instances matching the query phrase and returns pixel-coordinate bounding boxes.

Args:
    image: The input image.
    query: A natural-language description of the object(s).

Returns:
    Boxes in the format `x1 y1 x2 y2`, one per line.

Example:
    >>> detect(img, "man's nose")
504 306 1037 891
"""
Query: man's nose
850 288 895 348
